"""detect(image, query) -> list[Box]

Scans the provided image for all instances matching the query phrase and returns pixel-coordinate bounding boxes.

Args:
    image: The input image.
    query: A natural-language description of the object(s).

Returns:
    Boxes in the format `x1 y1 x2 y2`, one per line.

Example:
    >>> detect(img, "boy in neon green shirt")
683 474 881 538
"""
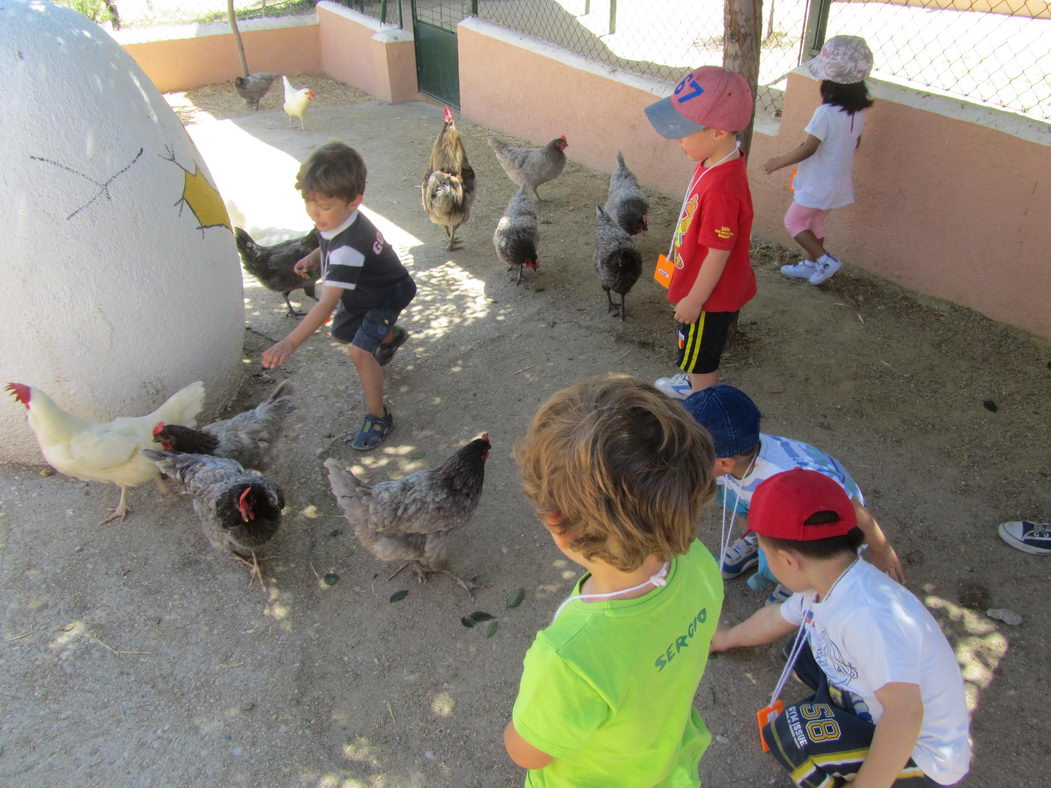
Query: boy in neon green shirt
505 375 724 786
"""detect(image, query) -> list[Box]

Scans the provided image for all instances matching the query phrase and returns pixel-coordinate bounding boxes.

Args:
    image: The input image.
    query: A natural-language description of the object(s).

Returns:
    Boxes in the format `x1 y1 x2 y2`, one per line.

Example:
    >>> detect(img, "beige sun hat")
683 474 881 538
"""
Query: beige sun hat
808 35 874 84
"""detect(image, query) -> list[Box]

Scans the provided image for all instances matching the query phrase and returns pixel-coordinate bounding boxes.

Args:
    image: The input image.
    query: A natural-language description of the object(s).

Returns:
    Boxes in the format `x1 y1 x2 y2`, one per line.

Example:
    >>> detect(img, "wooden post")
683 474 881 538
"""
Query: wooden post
723 0 762 155
227 0 249 78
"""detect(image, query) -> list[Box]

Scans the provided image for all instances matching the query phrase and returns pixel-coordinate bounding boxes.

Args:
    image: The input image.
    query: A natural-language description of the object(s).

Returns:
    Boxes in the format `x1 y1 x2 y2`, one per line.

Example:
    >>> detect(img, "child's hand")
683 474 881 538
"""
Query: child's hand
763 157 783 175
262 339 297 369
674 297 703 325
710 625 733 653
293 255 315 279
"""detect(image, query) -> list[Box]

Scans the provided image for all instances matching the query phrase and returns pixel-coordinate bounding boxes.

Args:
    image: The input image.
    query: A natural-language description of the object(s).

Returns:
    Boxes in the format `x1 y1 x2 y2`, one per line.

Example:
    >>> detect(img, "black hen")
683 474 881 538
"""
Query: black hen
143 450 284 583
594 205 643 321
235 227 320 317
233 73 277 111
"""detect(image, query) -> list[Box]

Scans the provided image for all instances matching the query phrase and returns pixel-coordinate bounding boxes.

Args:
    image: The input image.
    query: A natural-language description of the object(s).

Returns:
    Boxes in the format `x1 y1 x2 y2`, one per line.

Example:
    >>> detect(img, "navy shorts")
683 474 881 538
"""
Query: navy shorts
676 311 736 374
332 277 416 352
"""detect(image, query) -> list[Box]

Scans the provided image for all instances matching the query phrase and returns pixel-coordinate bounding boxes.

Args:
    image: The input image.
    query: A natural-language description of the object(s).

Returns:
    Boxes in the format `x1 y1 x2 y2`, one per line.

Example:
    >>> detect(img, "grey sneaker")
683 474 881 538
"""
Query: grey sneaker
809 257 843 285
654 373 693 400
780 260 817 279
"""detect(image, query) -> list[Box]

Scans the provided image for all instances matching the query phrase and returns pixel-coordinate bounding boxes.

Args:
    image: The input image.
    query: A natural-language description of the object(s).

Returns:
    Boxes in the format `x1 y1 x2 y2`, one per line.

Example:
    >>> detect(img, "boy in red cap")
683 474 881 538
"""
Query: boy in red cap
645 66 757 398
712 469 971 786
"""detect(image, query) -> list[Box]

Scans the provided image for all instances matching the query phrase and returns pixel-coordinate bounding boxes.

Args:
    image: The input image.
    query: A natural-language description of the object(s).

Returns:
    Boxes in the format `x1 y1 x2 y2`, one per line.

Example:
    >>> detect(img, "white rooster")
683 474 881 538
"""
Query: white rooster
6 381 205 524
282 75 317 130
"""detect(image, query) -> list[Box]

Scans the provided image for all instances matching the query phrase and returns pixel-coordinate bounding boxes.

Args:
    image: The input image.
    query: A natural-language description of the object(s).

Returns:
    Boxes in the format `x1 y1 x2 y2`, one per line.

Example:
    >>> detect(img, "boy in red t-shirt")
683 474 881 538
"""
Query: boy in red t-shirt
645 66 756 398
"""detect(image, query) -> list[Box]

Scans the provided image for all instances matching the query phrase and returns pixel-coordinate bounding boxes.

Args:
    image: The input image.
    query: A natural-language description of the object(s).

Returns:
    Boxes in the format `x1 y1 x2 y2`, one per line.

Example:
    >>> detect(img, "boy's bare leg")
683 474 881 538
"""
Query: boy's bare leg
793 230 827 261
688 371 720 393
349 346 386 417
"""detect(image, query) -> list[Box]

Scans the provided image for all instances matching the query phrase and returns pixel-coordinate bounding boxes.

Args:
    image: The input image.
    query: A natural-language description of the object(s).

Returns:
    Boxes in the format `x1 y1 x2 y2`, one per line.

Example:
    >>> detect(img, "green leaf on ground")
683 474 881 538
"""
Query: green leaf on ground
469 611 495 622
485 621 499 638
461 616 476 628
389 589 408 603
506 588 526 609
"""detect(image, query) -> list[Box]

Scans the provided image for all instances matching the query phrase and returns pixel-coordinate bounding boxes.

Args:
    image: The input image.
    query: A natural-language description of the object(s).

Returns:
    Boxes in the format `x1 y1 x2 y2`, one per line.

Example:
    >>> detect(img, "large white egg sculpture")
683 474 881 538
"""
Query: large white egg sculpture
1 0 245 463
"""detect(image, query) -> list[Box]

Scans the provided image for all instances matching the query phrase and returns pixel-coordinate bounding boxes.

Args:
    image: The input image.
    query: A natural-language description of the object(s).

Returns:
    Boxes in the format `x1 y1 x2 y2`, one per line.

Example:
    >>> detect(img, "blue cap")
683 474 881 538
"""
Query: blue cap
683 385 761 458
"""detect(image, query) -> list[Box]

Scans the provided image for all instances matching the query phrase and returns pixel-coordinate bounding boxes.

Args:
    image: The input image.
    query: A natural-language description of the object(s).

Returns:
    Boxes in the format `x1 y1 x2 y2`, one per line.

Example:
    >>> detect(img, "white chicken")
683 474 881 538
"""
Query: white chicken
282 75 317 130
6 381 206 524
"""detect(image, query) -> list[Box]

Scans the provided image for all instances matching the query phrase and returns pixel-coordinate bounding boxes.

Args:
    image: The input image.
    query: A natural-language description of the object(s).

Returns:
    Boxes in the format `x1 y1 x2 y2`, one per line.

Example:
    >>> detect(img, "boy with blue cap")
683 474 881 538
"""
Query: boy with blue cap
684 385 903 602
645 67 757 398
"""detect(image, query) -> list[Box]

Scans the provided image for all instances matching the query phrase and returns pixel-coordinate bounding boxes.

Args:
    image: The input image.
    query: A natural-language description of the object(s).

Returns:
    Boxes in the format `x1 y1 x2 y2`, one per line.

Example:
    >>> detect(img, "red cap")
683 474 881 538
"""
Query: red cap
749 469 857 541
645 66 754 138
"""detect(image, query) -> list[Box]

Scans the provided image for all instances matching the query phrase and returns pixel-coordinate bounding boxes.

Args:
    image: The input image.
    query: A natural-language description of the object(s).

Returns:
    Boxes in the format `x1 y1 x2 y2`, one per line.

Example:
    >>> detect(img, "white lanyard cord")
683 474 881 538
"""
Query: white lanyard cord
768 558 859 707
719 479 743 575
718 449 757 574
551 562 670 625
770 614 811 707
666 143 741 258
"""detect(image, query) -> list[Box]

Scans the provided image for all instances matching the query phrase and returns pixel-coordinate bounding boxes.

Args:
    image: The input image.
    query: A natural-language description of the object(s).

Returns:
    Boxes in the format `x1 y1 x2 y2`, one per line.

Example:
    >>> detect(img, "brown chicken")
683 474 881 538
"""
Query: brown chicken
143 450 284 584
153 381 292 471
233 72 276 111
488 134 568 201
235 227 320 317
324 434 490 594
422 106 477 251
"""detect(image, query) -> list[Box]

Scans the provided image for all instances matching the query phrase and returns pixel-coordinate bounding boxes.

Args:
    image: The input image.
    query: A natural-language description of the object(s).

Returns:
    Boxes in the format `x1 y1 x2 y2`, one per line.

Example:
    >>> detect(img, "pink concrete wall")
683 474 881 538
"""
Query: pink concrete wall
750 73 1051 338
458 19 1051 339
317 3 419 104
120 24 321 93
458 20 693 199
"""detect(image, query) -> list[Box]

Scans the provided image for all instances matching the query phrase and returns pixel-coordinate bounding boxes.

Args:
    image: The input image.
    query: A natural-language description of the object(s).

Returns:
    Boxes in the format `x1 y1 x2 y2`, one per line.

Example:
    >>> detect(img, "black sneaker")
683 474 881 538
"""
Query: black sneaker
374 327 409 367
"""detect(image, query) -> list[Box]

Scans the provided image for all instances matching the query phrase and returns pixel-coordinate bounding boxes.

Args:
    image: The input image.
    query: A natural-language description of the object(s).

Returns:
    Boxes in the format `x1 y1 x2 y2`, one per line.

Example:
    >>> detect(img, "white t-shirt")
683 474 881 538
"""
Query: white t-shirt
780 561 972 785
716 433 864 518
793 104 865 210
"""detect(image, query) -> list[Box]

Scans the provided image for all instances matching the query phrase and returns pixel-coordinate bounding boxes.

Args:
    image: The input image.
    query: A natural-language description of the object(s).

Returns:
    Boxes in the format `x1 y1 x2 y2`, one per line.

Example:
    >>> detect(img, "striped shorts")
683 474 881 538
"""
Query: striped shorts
763 643 939 787
676 311 737 375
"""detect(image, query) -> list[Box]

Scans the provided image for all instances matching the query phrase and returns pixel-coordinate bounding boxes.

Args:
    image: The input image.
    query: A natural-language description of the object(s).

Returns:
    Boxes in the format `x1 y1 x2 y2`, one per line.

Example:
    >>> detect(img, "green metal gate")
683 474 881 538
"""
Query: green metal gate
411 0 474 108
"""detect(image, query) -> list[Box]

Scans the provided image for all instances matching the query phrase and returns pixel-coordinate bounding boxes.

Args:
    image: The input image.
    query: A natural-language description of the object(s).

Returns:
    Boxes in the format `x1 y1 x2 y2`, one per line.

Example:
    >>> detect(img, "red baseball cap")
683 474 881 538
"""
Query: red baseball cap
645 66 754 138
749 469 858 541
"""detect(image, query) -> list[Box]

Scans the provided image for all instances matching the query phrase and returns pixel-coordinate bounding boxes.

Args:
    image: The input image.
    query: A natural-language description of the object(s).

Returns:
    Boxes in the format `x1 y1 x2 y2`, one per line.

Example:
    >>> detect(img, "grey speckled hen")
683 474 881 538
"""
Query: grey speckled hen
594 205 643 321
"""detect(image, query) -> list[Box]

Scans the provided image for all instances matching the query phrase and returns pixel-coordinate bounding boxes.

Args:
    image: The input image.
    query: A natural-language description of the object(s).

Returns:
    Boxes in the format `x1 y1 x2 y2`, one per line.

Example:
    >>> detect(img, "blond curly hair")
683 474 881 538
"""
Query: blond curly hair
516 375 716 571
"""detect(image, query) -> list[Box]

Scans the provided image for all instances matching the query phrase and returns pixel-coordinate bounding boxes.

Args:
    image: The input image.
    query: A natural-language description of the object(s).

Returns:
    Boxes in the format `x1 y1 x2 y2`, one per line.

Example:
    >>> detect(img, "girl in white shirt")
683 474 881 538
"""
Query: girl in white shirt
765 35 875 286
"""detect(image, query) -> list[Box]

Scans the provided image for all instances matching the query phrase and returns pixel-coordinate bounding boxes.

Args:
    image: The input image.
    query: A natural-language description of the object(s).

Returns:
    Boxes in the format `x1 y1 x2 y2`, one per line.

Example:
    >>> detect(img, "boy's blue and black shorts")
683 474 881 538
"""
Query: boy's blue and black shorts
677 311 737 374
332 276 417 352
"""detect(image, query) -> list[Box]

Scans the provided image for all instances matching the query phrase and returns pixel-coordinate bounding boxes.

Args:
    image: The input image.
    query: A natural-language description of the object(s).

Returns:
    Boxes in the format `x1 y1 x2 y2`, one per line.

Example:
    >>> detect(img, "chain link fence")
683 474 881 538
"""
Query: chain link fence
340 0 1050 121
473 0 808 116
827 0 1050 120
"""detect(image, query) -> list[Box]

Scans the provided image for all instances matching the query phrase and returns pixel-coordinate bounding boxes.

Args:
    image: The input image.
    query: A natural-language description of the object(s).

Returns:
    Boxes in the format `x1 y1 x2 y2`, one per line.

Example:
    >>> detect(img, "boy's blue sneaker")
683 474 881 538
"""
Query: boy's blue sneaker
654 373 694 400
998 520 1051 555
720 532 759 579
765 584 792 605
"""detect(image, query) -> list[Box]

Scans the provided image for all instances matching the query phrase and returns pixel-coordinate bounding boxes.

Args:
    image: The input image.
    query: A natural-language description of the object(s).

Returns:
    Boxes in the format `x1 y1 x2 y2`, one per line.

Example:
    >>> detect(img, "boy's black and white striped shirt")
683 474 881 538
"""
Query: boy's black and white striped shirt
319 210 409 300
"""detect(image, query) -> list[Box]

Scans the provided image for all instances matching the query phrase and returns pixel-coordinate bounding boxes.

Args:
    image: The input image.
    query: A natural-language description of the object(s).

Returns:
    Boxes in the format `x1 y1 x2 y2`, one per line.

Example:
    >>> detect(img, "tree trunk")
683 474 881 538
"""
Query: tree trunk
228 0 250 78
723 0 762 155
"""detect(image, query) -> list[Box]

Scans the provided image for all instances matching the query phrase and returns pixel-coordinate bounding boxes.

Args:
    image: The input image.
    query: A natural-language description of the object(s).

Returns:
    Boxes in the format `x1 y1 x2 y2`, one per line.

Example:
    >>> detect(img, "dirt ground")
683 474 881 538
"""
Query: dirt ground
2 77 1049 787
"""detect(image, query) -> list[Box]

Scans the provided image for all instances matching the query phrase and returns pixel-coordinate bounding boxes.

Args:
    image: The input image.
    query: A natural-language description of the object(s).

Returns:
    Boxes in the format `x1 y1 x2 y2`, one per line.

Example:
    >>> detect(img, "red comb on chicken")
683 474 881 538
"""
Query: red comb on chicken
152 421 165 436
443 105 454 123
238 487 255 522
5 382 31 407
